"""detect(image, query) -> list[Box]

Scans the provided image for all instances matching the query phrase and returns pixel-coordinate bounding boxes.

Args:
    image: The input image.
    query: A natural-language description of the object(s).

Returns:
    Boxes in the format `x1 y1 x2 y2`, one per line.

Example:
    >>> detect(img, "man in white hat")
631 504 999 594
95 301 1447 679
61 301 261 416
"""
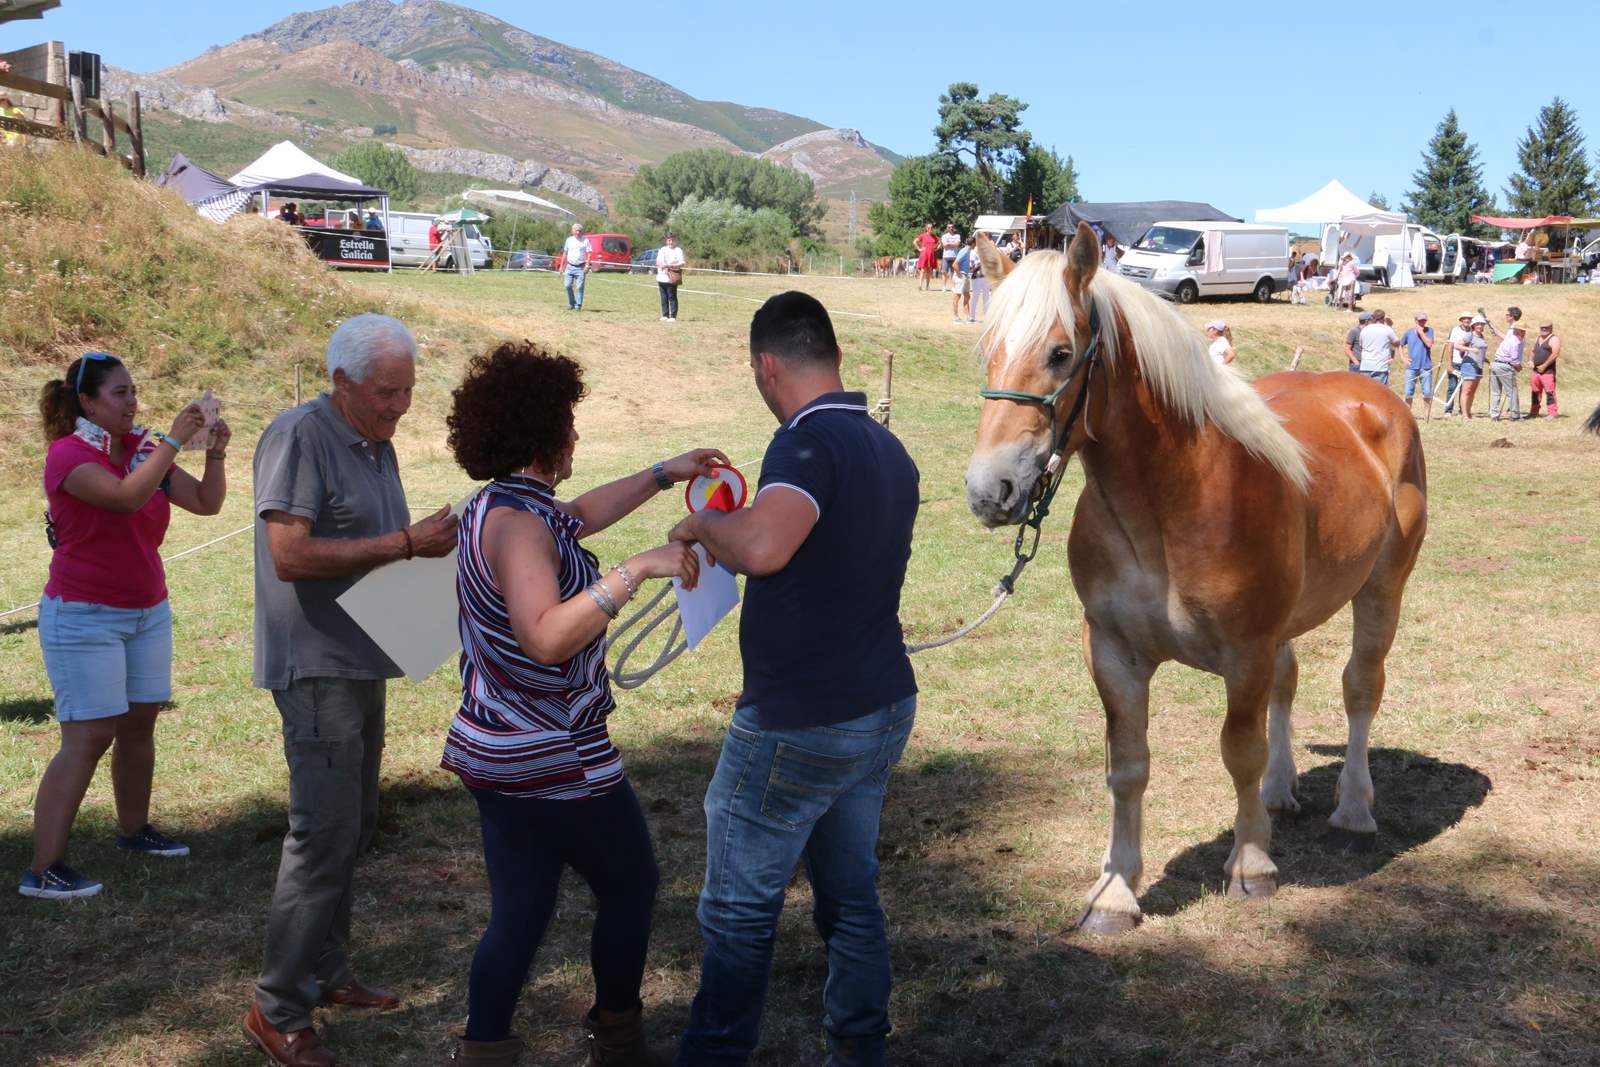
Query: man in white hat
1444 311 1474 415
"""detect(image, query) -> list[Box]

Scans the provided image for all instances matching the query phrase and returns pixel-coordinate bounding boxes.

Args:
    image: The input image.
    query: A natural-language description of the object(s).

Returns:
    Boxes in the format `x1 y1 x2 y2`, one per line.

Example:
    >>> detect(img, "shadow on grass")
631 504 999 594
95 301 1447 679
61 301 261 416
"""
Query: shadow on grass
4 731 1591 1067
1142 748 1492 919
0 616 39 637
0 697 53 725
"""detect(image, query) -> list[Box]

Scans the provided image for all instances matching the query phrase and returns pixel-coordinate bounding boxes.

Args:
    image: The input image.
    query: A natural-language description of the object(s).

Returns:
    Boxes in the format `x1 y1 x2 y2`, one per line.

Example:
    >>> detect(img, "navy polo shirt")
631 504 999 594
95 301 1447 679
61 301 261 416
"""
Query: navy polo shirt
738 391 920 729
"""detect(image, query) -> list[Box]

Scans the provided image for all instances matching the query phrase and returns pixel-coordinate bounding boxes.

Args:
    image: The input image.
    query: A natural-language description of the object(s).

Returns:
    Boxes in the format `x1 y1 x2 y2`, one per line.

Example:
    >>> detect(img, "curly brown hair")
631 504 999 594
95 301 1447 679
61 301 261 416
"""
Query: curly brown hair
447 340 587 481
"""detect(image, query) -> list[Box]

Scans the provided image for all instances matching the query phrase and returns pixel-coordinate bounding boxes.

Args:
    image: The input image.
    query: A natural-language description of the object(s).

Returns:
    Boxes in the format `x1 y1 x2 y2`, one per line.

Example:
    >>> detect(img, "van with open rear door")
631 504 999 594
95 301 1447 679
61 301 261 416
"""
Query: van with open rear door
1118 221 1291 303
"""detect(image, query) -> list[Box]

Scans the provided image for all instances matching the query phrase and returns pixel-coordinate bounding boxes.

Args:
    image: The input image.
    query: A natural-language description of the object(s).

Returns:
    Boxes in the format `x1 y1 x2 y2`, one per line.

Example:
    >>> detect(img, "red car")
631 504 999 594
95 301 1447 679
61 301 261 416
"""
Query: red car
556 233 632 272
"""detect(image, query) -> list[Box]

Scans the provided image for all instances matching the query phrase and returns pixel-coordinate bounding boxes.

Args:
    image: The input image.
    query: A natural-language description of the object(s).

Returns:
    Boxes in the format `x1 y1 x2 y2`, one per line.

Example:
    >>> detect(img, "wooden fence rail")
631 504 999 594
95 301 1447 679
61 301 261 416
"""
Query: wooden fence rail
0 71 144 177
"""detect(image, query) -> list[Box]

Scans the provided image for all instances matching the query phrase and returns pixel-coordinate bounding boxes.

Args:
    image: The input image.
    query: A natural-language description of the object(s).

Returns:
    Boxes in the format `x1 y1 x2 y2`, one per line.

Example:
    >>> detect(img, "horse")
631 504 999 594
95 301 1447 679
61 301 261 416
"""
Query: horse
964 224 1428 934
875 256 893 277
1585 402 1600 436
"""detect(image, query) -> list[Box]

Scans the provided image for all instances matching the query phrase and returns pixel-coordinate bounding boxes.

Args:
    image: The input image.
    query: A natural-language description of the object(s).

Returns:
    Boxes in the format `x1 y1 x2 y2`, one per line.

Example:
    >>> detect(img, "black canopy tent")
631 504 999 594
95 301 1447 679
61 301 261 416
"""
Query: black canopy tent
1043 200 1240 248
237 172 392 270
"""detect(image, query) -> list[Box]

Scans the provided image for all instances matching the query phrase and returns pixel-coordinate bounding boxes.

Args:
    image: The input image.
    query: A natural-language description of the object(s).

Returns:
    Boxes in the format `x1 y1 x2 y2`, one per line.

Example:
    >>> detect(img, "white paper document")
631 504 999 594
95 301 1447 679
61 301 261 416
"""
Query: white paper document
673 545 740 649
336 499 468 683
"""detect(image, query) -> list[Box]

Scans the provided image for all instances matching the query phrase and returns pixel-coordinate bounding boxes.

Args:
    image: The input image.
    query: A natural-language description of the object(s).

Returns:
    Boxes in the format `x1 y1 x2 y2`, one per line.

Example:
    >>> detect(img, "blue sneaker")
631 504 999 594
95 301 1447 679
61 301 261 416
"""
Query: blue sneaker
116 824 190 857
18 861 103 899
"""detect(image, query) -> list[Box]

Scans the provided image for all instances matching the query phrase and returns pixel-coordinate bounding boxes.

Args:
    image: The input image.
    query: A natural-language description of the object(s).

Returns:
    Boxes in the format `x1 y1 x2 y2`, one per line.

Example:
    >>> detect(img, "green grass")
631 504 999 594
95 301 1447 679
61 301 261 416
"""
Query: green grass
3 269 1599 1065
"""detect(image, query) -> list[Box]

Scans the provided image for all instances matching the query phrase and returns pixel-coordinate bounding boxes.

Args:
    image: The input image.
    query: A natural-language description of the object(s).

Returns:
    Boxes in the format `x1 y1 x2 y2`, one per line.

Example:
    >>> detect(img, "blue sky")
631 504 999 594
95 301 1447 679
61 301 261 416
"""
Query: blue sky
13 0 1599 221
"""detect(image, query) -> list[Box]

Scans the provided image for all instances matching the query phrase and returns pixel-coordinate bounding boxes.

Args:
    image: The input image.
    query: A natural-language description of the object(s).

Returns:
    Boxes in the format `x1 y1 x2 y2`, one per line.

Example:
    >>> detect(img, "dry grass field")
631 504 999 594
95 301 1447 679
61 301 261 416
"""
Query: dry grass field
2 264 1598 1067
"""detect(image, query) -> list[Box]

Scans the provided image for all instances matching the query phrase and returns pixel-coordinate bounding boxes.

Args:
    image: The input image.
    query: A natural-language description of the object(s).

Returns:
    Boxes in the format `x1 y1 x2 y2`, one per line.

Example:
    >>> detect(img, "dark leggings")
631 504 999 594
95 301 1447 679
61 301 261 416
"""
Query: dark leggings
658 282 679 319
465 781 659 1041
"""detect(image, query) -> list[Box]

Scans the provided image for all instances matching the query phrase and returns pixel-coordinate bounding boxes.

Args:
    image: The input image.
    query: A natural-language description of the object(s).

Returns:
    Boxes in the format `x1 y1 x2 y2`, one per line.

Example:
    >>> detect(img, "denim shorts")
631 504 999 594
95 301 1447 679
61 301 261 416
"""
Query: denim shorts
38 596 172 721
1459 362 1483 381
1363 370 1390 384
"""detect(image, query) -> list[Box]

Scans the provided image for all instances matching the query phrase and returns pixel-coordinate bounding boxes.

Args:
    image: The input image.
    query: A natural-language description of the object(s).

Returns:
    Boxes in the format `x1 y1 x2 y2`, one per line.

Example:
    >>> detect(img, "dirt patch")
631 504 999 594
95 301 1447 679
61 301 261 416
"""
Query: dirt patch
1504 686 1587 716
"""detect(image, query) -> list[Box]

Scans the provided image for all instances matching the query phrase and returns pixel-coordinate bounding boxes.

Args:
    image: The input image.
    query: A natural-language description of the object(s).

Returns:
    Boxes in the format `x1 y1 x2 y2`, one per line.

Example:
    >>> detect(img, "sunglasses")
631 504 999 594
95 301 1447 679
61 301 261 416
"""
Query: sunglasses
75 351 115 395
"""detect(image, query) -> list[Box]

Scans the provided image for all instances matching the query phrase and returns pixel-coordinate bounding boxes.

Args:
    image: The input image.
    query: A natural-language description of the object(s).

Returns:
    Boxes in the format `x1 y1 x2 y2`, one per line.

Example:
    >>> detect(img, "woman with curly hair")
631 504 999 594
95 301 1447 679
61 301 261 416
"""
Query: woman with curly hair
441 340 726 1067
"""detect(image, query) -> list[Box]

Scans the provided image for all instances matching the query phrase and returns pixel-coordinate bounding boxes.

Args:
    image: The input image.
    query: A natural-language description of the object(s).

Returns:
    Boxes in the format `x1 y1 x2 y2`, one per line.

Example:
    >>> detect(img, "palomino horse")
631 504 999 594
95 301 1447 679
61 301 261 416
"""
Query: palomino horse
965 224 1427 934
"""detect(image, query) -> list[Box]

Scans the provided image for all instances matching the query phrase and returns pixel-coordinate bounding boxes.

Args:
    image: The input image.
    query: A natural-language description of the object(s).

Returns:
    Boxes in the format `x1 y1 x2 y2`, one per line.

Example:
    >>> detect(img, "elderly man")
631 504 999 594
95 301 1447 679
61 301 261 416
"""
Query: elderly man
243 314 458 1067
562 223 594 311
671 292 920 1067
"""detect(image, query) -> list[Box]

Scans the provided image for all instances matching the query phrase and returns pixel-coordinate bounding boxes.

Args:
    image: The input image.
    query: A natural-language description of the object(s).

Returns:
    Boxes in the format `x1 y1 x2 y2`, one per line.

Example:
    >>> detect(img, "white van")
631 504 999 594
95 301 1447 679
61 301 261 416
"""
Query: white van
387 211 493 269
1118 221 1291 303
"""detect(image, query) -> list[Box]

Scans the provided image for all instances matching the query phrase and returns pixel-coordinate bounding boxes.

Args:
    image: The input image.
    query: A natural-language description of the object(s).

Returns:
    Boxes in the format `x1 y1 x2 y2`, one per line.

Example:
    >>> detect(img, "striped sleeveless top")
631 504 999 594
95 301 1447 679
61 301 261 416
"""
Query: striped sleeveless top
440 474 623 799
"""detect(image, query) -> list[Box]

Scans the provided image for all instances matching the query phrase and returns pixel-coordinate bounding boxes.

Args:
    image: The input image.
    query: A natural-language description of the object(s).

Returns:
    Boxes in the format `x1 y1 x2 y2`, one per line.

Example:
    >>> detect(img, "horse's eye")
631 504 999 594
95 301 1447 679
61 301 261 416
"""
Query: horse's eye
1048 345 1072 368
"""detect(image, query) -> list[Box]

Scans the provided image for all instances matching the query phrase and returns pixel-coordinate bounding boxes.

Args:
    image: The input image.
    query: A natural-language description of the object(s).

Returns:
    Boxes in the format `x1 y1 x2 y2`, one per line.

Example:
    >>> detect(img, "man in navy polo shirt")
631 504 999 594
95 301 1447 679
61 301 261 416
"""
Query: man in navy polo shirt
670 291 919 1067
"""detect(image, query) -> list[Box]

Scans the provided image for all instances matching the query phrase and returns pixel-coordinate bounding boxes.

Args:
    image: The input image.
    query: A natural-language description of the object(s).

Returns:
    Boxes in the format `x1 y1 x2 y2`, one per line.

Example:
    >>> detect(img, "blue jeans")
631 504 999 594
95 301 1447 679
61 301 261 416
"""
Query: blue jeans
1403 363 1433 399
565 266 587 308
1363 370 1390 384
677 696 916 1067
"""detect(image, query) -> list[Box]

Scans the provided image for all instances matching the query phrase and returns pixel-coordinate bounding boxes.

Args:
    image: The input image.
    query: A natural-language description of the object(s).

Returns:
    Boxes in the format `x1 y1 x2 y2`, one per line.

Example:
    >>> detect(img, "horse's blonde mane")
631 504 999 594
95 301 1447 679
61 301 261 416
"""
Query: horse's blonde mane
981 250 1310 491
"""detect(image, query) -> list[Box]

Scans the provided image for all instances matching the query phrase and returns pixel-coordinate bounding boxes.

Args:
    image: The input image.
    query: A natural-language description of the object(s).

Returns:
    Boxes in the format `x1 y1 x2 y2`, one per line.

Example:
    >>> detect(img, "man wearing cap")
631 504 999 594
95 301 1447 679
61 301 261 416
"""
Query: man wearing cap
1357 308 1401 384
1489 321 1525 420
1400 313 1435 418
1344 312 1370 372
1444 312 1474 415
1528 322 1561 418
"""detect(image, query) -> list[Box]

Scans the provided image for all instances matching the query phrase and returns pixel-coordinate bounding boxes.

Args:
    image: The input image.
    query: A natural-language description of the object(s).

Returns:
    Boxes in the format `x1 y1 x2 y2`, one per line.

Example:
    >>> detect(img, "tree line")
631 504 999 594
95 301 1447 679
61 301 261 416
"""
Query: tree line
1400 97 1598 237
867 83 1080 256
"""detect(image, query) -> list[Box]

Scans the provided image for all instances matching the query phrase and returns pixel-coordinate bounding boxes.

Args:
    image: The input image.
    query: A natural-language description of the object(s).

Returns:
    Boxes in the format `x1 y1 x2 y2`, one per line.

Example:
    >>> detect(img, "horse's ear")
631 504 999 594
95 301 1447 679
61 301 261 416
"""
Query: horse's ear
1065 222 1099 296
975 233 1012 282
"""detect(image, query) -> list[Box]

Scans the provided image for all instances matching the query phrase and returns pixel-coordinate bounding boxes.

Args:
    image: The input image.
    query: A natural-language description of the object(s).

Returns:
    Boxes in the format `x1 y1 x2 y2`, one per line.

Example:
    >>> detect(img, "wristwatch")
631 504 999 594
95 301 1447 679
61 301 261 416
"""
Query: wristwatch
651 462 672 491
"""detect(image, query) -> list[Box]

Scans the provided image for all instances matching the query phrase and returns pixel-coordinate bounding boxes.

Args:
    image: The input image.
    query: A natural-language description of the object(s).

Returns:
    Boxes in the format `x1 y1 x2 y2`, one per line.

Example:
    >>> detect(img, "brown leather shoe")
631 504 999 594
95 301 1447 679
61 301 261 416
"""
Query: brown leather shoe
242 1004 337 1066
319 980 400 1010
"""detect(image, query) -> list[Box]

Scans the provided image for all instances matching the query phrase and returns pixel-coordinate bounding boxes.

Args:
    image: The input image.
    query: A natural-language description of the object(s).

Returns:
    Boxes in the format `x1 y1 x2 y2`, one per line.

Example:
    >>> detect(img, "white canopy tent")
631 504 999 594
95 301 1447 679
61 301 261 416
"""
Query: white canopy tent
1255 180 1402 227
229 141 362 189
973 214 1030 234
463 188 574 219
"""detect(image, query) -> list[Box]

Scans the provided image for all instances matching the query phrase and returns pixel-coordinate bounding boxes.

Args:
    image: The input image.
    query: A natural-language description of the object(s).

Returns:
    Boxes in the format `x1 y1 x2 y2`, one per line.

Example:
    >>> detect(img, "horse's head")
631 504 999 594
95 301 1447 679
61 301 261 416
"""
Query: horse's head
966 222 1105 527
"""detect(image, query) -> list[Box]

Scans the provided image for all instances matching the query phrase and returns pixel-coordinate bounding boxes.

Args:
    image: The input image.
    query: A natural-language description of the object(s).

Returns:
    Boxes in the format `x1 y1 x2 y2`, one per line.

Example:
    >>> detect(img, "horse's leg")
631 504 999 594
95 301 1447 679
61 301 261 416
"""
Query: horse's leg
1221 649 1279 898
1260 642 1301 815
1076 620 1156 935
1328 582 1404 851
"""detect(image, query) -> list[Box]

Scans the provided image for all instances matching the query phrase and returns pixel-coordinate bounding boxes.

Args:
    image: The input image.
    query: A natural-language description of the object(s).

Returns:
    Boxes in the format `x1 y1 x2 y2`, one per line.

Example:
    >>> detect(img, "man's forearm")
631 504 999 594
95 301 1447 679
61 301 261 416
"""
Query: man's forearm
684 510 768 576
274 529 407 581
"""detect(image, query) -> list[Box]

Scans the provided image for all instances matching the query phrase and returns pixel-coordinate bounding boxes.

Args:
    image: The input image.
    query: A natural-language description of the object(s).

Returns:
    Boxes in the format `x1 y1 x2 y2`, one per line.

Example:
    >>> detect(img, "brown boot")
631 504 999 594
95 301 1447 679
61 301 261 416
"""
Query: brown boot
446 1035 523 1065
585 1004 670 1067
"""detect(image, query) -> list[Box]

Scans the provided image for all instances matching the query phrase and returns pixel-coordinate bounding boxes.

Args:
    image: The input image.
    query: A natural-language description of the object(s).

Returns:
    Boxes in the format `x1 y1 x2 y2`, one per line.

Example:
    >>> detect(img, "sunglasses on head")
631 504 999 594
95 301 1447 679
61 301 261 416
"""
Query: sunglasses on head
74 352 115 395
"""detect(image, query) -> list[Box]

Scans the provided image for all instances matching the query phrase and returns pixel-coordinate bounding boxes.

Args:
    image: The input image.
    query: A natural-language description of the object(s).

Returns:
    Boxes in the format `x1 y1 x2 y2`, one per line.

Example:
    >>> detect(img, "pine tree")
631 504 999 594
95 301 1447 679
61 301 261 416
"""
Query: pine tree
1504 97 1597 217
1367 191 1392 211
1404 109 1494 236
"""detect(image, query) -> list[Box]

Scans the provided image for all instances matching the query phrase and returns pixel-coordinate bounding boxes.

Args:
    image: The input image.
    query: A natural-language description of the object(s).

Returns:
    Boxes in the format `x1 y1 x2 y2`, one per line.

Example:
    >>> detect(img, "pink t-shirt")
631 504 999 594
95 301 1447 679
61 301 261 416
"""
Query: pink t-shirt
43 431 171 609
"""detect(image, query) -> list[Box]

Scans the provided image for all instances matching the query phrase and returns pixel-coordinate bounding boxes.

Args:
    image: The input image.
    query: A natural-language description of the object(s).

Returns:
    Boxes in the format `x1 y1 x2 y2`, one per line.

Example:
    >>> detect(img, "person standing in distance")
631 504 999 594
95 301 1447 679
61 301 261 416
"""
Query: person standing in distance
563 224 594 312
656 233 687 323
1400 312 1435 418
243 314 459 1067
671 292 920 1067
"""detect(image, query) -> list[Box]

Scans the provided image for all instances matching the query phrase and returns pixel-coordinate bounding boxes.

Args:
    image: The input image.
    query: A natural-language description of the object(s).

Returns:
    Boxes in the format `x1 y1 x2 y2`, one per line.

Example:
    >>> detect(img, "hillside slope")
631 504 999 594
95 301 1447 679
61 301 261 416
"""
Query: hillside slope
114 0 901 207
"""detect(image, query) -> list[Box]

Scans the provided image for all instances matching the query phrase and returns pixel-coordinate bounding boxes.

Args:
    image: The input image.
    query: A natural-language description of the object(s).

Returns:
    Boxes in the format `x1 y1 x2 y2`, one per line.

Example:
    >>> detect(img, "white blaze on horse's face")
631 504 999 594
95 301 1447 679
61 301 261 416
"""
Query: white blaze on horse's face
965 323 1074 528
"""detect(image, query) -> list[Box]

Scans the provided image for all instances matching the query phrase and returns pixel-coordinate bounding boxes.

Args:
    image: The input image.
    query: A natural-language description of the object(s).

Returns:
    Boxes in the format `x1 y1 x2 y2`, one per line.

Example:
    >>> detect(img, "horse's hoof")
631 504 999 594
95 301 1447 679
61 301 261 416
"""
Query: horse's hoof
1076 907 1141 936
1224 874 1278 900
1264 799 1301 820
1324 827 1377 854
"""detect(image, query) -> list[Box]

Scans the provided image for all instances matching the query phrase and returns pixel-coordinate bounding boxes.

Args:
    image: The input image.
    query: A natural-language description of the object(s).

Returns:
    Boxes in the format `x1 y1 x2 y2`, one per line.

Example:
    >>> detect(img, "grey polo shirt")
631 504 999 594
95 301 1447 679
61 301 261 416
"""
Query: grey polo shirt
252 393 409 689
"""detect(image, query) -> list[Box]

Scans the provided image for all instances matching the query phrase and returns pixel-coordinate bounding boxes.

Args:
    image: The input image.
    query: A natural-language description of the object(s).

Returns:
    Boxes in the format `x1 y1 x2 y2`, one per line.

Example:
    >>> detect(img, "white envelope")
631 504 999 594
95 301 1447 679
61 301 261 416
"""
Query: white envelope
336 498 469 683
672 544 740 649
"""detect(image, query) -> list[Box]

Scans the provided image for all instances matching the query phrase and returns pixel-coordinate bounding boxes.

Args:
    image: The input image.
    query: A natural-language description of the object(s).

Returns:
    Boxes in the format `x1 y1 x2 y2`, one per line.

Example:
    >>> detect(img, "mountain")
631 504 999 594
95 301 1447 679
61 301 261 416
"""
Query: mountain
118 0 896 208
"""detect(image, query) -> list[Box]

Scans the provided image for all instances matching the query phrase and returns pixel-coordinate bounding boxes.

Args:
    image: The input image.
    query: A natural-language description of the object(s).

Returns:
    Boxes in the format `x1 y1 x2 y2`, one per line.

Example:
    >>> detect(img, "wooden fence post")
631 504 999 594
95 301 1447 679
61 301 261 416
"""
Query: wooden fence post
100 97 117 161
127 90 144 177
49 49 65 128
68 75 86 144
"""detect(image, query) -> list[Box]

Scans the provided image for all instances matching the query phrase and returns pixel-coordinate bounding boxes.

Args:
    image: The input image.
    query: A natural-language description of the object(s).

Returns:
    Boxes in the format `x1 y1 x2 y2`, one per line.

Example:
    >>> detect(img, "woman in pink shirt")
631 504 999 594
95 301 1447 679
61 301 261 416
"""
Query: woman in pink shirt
20 353 229 900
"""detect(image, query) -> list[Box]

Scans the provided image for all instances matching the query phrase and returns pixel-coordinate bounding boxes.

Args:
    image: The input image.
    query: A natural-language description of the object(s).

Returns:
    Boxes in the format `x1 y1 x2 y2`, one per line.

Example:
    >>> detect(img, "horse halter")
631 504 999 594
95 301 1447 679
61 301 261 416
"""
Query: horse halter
978 301 1104 572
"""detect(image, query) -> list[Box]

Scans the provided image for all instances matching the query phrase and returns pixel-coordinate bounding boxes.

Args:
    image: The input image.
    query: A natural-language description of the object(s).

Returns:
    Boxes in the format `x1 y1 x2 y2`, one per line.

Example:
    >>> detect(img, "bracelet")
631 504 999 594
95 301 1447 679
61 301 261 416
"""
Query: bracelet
205 451 226 461
586 581 619 619
651 461 672 491
400 528 414 560
612 561 638 597
157 432 183 450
